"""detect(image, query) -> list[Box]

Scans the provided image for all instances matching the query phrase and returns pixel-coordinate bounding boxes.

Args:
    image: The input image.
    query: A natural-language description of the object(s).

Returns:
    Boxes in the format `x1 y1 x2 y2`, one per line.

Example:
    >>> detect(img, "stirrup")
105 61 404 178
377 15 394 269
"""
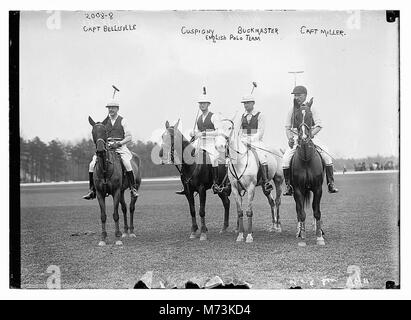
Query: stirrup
212 183 220 194
175 188 186 195
283 185 293 196
263 182 273 192
327 183 338 193
130 187 139 197
82 190 96 200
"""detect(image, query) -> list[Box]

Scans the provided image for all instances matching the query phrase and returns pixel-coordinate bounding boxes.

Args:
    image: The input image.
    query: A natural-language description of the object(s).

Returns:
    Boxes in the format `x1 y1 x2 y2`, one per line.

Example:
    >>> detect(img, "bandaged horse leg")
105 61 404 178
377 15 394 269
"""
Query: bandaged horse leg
245 184 256 243
119 191 129 237
294 188 307 247
218 191 231 233
232 187 244 241
187 191 199 239
198 185 208 241
268 173 283 232
96 192 107 246
312 188 325 245
112 189 123 245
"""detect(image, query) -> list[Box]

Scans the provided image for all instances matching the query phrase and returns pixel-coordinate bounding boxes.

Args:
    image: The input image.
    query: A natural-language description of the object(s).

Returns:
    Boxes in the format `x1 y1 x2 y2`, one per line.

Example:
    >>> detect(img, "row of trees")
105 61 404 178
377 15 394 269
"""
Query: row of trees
19 136 399 183
20 137 177 183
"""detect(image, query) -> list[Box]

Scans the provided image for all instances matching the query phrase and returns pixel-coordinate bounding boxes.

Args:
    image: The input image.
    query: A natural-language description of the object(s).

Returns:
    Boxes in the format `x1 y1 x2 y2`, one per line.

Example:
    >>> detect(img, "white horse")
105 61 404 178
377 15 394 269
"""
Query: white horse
216 120 284 243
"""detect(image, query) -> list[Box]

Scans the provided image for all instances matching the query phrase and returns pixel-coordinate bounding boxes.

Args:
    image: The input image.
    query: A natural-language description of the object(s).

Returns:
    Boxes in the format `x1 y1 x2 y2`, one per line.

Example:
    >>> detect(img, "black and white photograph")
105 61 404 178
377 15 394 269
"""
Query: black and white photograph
9 5 405 297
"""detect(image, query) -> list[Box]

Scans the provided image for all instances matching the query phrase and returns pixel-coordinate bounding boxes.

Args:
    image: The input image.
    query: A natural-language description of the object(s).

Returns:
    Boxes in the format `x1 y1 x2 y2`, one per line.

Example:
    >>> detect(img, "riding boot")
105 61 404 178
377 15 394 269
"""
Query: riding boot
282 168 293 196
126 171 140 197
212 166 219 194
326 165 339 193
82 172 96 200
261 164 273 193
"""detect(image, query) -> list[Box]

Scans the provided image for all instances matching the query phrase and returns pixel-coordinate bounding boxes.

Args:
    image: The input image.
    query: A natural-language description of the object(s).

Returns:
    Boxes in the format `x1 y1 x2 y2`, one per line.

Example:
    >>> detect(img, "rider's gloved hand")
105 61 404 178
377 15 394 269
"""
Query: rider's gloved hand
288 138 295 148
111 142 122 149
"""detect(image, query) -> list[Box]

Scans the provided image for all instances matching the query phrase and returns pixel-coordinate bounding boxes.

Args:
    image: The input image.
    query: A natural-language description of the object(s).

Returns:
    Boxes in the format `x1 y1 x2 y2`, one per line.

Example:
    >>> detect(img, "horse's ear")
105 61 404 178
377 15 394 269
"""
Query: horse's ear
88 116 96 126
307 97 314 108
165 121 170 129
175 118 180 128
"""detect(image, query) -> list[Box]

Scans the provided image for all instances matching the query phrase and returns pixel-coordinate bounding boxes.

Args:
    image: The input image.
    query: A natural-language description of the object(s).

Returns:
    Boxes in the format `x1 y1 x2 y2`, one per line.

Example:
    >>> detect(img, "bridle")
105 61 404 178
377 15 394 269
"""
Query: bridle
219 119 250 197
297 110 314 162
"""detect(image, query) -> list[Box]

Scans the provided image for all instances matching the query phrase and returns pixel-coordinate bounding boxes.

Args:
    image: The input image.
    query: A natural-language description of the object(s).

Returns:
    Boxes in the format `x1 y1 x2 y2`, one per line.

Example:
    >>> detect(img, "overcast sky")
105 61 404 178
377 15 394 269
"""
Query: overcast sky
20 10 399 158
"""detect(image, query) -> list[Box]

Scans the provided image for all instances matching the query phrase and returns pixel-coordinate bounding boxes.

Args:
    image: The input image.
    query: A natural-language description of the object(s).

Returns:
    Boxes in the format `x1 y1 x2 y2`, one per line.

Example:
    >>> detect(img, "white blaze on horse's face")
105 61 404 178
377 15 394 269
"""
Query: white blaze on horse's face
301 110 307 140
215 135 227 153
160 130 172 164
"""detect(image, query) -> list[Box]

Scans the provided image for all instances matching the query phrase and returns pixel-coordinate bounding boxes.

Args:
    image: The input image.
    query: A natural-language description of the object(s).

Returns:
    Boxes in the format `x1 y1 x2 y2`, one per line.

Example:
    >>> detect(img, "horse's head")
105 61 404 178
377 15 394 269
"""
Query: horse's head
159 119 181 164
215 119 235 154
294 107 315 161
88 116 107 155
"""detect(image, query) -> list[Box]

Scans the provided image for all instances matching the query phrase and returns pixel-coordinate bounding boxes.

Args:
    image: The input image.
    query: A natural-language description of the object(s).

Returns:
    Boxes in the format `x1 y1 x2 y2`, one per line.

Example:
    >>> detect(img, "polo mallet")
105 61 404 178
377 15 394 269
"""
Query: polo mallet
112 85 120 99
250 82 257 95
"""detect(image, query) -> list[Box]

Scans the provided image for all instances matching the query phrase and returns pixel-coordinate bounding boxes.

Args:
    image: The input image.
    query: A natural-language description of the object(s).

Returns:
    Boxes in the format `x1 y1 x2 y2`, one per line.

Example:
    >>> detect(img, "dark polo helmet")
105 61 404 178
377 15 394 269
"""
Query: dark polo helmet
291 86 307 95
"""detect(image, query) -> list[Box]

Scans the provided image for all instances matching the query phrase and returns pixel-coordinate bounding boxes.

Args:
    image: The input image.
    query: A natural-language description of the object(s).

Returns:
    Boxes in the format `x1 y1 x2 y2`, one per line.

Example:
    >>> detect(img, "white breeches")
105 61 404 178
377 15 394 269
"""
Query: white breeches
249 141 268 165
282 141 333 169
89 145 133 172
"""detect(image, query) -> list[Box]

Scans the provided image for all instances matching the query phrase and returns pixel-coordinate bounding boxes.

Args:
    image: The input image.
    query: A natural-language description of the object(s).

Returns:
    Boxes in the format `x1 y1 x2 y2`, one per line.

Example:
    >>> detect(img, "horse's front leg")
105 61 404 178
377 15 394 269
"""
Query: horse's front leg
112 189 123 246
119 191 129 238
186 191 199 239
294 188 307 247
218 192 230 234
96 191 107 246
129 190 138 238
270 173 283 232
312 187 325 245
245 183 256 243
198 186 208 241
231 184 244 242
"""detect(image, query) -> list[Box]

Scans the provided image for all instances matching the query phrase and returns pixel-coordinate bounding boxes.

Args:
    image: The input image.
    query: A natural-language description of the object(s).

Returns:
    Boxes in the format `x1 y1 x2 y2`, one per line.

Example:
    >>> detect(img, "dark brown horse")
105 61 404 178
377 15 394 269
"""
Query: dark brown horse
88 116 141 246
159 120 231 241
290 107 325 246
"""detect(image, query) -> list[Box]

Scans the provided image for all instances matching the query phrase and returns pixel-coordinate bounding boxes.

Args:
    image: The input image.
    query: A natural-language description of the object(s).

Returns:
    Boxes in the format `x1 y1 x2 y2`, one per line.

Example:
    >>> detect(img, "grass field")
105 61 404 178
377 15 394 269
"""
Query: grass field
20 172 399 289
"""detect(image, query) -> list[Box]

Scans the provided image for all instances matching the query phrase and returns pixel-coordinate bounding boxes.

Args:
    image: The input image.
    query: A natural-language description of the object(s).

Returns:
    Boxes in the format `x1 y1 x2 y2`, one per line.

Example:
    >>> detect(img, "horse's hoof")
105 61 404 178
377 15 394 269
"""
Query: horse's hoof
298 241 307 247
189 232 198 239
200 233 207 241
236 233 244 242
98 241 106 247
219 228 229 234
122 233 128 238
115 240 123 246
129 233 137 238
275 225 282 233
246 234 254 243
317 238 325 246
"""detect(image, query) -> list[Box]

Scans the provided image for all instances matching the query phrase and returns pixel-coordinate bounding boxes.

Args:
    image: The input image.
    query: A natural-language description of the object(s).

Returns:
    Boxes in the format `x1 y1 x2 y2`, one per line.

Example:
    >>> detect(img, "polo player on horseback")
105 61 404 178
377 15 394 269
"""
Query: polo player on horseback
238 95 273 193
175 93 225 195
282 85 338 196
83 100 139 199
